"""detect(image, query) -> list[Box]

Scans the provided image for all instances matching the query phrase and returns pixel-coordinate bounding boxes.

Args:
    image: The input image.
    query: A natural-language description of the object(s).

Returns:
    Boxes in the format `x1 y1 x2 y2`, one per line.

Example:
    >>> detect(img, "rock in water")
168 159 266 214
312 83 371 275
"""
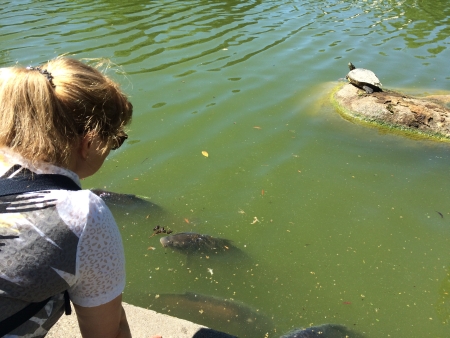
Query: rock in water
332 83 450 141
280 324 365 338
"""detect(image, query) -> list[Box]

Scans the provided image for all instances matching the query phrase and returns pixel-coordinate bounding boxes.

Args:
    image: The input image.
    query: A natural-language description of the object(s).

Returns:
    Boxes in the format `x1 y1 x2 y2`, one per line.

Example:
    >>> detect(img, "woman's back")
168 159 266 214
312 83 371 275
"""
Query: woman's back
0 150 125 337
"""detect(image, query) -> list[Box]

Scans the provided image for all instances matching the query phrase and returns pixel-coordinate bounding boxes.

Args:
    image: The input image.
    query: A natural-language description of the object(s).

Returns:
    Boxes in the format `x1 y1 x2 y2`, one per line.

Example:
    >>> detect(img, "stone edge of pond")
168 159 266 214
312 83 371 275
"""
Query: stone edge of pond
46 302 237 338
330 82 450 143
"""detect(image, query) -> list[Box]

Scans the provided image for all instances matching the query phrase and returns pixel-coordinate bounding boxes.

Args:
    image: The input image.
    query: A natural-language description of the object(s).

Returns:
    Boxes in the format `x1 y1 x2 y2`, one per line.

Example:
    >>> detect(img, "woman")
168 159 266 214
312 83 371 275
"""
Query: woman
0 57 160 338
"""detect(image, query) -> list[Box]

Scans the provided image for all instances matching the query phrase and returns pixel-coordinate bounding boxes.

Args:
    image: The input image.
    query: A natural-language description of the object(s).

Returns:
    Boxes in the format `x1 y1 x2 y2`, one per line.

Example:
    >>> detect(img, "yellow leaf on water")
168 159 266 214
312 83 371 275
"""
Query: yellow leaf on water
202 151 209 157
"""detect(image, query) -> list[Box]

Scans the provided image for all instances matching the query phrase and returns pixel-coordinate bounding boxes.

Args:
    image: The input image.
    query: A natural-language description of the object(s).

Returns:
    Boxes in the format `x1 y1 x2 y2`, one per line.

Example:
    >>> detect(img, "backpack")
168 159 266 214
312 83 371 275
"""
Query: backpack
0 165 80 337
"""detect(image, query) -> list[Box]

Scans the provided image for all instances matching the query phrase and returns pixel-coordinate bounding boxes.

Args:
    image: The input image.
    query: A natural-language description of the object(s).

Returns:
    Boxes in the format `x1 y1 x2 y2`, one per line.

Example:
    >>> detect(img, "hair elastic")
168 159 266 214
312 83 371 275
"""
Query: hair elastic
26 66 55 88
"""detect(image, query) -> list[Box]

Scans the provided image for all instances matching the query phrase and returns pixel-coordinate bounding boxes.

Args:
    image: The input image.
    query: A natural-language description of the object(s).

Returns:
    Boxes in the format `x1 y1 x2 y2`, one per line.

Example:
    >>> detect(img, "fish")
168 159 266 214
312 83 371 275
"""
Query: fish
159 232 236 255
280 323 365 338
150 292 273 337
91 189 149 206
91 189 162 212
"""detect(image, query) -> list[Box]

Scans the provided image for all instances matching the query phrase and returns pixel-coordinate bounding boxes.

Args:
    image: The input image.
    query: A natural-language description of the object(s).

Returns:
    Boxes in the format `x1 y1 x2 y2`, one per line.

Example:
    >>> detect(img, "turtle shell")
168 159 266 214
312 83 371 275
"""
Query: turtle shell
347 68 382 88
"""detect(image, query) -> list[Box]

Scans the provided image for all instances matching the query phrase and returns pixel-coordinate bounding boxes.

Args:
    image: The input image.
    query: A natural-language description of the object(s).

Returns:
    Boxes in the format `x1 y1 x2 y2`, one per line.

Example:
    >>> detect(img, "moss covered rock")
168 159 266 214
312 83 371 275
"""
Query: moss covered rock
332 83 450 141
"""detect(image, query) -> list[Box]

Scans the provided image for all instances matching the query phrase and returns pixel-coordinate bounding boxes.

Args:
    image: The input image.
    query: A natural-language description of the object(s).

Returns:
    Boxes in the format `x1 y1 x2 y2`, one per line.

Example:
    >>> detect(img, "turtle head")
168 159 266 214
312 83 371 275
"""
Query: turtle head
348 62 356 71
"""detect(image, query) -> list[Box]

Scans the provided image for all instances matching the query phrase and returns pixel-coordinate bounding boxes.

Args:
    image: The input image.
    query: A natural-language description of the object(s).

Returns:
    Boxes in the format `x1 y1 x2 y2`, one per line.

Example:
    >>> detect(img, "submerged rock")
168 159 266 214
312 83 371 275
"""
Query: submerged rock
332 83 450 141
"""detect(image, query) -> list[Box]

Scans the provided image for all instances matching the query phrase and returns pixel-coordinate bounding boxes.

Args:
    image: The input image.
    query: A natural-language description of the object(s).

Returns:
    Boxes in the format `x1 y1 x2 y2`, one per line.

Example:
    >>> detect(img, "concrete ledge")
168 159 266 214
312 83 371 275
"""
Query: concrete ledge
47 302 237 338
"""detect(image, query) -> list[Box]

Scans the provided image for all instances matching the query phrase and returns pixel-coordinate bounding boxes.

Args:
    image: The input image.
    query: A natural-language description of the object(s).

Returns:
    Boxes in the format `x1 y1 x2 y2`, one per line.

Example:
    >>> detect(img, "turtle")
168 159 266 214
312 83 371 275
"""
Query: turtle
346 62 382 94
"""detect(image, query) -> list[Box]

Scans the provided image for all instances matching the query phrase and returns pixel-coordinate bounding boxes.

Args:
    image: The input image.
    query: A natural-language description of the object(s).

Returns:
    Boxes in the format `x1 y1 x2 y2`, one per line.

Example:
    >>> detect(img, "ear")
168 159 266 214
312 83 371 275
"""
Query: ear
79 133 93 160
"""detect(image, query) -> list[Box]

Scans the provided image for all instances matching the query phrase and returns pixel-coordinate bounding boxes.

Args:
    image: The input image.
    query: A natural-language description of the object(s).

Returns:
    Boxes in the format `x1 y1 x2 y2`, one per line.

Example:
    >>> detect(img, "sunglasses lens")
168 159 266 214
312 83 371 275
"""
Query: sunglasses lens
112 133 128 150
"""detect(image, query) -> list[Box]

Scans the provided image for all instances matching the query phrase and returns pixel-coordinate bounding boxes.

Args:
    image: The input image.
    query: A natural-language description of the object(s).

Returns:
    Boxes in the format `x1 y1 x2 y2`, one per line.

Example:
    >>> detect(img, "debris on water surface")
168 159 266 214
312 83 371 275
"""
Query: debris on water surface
150 225 173 237
251 217 260 224
202 150 209 157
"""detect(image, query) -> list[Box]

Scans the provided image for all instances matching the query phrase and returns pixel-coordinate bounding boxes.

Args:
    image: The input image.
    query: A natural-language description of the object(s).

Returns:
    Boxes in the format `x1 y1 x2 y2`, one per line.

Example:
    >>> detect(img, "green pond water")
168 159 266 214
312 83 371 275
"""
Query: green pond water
2 1 450 337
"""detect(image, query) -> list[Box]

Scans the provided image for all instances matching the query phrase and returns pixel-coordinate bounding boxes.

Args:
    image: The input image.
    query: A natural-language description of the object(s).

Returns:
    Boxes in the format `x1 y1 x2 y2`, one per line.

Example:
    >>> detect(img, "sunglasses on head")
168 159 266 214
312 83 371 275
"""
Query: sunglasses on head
111 132 128 150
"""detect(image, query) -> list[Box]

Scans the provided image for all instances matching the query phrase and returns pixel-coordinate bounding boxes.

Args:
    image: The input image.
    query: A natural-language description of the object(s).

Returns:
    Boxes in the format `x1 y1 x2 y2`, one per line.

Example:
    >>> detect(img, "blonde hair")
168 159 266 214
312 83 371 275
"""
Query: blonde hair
0 57 133 167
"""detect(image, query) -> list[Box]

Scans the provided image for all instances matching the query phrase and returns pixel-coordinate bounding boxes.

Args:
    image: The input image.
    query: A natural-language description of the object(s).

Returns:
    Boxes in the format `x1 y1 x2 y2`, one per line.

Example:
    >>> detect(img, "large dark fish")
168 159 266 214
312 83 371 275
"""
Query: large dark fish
91 189 162 212
151 292 273 338
280 324 365 338
159 232 235 255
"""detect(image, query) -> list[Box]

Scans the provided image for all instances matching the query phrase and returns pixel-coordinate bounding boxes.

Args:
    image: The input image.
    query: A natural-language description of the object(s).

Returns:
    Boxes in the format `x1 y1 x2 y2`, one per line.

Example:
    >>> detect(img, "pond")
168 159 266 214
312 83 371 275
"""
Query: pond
1 1 450 337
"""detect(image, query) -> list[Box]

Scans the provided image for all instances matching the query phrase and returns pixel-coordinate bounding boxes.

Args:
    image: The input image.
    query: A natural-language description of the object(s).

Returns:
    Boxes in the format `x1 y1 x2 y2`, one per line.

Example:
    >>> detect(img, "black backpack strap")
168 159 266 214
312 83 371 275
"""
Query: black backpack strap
0 297 52 337
0 165 79 335
0 168 80 197
64 290 72 315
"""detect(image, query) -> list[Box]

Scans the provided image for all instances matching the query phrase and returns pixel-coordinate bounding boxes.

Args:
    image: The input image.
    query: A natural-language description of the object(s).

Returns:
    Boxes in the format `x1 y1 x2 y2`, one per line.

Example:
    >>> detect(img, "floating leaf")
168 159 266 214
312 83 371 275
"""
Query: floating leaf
202 151 209 157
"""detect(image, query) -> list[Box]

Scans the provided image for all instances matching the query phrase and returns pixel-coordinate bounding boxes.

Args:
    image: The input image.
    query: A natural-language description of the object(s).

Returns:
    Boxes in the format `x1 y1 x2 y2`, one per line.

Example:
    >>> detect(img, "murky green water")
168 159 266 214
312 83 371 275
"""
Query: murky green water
2 1 450 337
